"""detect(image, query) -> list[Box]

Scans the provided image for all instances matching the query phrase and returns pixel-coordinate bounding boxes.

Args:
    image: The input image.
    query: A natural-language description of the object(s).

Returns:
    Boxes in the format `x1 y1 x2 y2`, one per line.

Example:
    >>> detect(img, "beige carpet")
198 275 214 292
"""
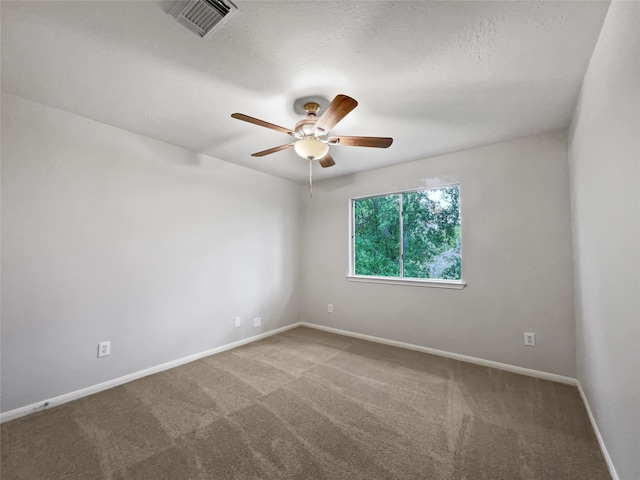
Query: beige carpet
1 326 610 479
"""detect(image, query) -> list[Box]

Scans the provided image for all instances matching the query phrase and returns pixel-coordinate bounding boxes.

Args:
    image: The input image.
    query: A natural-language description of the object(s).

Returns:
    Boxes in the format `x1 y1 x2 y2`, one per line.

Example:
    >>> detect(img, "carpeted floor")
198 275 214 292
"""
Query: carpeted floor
1 326 610 479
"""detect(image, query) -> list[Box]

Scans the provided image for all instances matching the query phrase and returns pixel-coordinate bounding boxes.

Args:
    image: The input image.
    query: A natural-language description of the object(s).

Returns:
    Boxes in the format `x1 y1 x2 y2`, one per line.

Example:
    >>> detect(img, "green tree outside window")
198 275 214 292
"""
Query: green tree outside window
353 186 461 280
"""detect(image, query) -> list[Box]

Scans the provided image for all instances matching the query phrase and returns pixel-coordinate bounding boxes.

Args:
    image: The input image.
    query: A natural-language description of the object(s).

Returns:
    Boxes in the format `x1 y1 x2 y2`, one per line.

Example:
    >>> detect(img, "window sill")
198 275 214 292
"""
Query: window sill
346 275 466 289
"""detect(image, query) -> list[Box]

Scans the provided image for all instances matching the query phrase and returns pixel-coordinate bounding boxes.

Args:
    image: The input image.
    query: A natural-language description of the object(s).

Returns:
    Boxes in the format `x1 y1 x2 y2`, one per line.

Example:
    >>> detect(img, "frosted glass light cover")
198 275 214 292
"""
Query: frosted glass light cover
294 139 329 160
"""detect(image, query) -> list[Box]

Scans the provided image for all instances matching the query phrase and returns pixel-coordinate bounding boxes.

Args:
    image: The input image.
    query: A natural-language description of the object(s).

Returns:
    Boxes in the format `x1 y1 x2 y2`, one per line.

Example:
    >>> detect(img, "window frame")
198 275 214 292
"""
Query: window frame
347 184 466 289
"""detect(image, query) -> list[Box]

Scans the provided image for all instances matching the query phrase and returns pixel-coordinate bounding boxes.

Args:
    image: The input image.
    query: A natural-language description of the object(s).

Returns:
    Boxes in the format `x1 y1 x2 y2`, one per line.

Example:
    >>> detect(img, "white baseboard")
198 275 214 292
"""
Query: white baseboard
0 321 581 424
3 321 616 477
299 322 577 385
4 321 618 477
0 323 300 424
577 382 619 480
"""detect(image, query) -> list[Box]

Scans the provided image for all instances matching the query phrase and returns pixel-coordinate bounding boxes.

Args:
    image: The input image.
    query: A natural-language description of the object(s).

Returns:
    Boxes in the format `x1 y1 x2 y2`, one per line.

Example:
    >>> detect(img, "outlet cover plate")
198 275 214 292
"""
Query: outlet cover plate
524 332 536 347
98 341 111 357
253 317 261 328
234 317 241 328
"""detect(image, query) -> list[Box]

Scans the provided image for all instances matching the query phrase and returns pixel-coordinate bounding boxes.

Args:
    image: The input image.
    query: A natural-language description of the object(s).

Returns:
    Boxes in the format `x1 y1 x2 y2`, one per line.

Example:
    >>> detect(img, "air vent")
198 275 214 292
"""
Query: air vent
168 0 238 38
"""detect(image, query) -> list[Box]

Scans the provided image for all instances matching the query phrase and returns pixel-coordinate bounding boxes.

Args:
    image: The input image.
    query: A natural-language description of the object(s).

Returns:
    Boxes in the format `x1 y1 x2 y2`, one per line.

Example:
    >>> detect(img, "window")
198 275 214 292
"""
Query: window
350 185 462 286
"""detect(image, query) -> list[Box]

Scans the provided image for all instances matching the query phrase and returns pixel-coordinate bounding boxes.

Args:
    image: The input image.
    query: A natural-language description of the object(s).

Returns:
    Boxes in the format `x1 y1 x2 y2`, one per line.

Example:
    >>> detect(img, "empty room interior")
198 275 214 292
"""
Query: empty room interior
1 1 638 479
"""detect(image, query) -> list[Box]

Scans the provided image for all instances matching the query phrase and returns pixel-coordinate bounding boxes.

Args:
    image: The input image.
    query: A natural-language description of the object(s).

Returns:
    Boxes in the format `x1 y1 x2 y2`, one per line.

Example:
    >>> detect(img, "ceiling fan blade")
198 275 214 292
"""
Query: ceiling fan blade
314 94 358 134
251 143 294 157
231 113 295 136
319 154 336 168
328 136 393 148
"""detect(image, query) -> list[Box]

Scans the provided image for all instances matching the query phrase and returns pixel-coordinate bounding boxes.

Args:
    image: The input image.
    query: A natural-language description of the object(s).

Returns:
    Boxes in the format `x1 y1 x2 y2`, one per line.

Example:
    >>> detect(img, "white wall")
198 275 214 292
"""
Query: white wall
300 131 576 377
1 93 301 413
568 1 640 478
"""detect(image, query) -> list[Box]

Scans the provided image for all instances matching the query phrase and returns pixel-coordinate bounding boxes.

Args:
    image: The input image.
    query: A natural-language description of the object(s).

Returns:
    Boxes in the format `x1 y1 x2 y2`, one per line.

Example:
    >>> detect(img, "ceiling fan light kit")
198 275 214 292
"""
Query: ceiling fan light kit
293 101 329 160
294 138 329 161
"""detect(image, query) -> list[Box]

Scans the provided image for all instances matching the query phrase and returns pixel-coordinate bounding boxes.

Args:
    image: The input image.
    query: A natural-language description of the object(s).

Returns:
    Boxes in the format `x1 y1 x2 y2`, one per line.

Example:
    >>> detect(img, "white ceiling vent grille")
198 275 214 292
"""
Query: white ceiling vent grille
168 0 238 39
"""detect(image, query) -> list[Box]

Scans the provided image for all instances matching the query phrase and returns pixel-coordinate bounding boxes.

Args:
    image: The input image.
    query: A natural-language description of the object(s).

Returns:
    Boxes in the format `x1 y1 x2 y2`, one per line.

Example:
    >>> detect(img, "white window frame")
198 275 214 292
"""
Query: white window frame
347 184 466 289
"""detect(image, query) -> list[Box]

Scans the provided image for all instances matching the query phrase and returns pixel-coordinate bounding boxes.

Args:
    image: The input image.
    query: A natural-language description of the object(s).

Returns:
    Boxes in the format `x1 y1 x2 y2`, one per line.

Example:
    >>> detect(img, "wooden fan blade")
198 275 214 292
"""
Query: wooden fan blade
328 136 393 148
231 113 295 136
319 154 336 168
251 143 294 157
314 95 358 134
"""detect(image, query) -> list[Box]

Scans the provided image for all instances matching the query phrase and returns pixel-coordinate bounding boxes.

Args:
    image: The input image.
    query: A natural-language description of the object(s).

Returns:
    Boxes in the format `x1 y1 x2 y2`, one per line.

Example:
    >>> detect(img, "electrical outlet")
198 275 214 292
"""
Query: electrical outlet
234 317 241 328
328 304 333 313
524 332 536 347
98 341 111 357
253 317 261 328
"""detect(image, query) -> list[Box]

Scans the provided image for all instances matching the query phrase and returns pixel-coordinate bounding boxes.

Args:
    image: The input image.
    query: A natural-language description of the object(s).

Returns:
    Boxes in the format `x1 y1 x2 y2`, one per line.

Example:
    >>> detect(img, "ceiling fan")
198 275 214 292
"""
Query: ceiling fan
231 94 393 169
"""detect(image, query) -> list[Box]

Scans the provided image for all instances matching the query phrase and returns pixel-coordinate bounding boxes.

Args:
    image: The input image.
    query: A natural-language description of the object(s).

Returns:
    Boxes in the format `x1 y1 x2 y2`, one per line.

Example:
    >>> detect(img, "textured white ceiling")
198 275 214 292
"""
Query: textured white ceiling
1 1 609 183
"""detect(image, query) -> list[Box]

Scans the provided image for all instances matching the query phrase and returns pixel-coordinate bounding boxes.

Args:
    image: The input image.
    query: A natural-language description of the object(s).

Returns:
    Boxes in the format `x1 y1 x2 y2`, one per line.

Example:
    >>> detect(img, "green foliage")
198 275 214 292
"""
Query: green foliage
353 187 461 280
441 256 461 279
354 195 400 276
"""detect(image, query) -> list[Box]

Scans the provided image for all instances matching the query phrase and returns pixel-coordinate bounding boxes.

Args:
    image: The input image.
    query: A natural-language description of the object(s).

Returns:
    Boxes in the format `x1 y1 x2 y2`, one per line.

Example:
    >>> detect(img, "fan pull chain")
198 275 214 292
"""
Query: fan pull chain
309 159 313 198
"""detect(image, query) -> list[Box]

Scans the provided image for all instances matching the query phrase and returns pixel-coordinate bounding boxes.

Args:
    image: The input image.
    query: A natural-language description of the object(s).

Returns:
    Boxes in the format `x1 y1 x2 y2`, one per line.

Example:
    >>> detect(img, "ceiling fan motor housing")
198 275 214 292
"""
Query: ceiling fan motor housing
295 118 320 137
295 102 329 141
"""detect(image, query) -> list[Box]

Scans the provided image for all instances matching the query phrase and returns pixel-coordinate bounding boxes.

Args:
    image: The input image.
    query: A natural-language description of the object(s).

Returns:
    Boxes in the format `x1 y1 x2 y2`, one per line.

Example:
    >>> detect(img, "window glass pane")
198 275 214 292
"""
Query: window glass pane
402 187 461 280
353 195 400 277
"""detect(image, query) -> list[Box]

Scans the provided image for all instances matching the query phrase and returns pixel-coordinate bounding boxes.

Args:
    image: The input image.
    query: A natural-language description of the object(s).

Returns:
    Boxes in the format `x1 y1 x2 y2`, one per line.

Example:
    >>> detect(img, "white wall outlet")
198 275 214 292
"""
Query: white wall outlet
524 332 536 347
98 341 111 357
234 317 241 328
253 317 261 328
328 304 333 313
